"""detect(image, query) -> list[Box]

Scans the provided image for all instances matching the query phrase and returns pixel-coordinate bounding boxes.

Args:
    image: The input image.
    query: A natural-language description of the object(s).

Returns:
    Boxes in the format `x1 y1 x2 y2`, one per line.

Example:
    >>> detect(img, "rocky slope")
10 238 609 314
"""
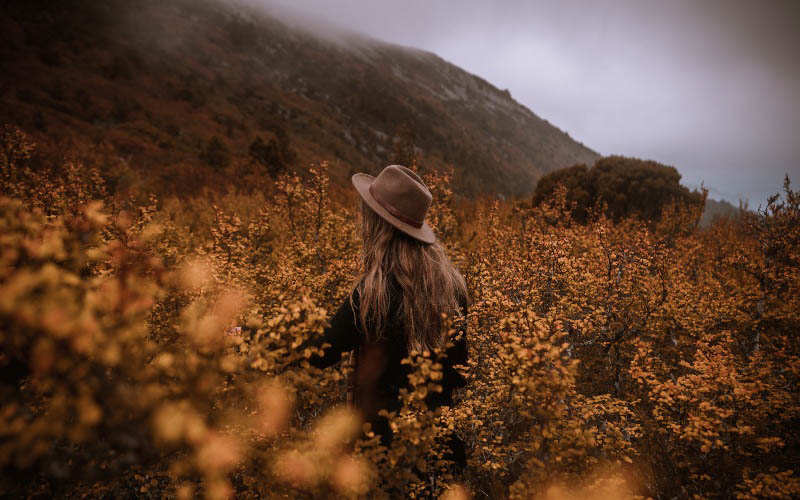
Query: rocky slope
0 0 599 196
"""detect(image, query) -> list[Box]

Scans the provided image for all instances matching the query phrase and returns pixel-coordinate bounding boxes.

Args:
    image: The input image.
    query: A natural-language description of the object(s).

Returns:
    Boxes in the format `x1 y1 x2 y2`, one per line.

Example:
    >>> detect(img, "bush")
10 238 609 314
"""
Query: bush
533 155 705 222
248 126 295 177
1 126 798 499
200 136 230 170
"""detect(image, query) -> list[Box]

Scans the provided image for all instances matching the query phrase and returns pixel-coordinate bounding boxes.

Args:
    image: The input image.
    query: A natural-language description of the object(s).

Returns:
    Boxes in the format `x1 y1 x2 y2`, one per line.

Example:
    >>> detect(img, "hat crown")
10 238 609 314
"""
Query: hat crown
370 165 431 225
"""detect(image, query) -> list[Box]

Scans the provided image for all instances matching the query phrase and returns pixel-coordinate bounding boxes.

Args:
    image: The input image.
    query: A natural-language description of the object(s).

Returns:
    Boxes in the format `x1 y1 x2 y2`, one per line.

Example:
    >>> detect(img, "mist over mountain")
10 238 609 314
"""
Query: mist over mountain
0 0 599 197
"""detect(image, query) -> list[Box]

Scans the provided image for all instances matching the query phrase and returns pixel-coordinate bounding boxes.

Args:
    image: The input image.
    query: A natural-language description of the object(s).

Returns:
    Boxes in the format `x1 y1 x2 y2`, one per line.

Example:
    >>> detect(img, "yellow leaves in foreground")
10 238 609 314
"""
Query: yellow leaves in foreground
174 257 214 292
312 407 362 452
441 483 472 500
272 406 372 497
152 402 207 445
178 288 248 351
195 432 242 473
331 455 372 497
254 378 293 438
272 448 318 488
1 127 798 499
536 469 642 500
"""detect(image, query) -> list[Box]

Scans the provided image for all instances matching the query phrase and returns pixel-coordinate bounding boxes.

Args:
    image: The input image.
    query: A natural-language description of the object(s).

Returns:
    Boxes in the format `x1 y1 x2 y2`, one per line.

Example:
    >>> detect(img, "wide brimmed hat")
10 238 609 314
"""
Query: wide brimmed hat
352 165 436 244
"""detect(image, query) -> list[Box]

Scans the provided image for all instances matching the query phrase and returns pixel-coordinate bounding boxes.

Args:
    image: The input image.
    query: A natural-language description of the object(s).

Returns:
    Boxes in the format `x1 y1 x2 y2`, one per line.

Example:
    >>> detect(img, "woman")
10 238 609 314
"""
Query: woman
307 164 469 469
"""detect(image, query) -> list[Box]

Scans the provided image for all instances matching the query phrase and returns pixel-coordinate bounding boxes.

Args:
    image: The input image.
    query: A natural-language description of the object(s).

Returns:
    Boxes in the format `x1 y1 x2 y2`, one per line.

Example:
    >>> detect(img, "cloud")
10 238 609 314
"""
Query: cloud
245 0 800 204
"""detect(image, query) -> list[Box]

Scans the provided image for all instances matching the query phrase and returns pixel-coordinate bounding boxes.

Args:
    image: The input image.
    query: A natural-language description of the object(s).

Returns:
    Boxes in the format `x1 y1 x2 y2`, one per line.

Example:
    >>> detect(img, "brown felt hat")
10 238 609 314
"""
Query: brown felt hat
352 165 436 244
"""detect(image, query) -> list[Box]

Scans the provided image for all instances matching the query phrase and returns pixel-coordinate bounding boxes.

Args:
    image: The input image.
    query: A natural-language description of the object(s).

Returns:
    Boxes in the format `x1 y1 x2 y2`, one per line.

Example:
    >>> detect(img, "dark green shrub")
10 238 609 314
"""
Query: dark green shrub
533 156 704 222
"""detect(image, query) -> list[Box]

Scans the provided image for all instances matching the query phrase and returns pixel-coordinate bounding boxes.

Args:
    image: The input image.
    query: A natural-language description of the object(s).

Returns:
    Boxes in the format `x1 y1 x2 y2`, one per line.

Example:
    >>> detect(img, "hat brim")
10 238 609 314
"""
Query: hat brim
351 173 436 244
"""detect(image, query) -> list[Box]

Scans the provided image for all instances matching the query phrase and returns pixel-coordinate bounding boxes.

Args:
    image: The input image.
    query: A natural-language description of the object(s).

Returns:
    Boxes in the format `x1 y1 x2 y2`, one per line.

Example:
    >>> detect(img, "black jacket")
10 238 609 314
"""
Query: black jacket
308 277 468 451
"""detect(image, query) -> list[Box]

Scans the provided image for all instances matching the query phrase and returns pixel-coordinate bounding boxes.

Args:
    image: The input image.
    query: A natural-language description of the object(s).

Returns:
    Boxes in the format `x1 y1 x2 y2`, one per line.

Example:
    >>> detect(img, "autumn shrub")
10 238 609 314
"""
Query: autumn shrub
532 156 705 223
1 125 798 499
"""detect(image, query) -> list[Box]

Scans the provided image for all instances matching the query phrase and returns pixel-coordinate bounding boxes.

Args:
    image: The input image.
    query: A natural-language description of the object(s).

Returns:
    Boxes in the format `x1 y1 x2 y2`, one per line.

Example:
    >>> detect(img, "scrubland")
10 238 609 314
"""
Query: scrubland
1 125 798 499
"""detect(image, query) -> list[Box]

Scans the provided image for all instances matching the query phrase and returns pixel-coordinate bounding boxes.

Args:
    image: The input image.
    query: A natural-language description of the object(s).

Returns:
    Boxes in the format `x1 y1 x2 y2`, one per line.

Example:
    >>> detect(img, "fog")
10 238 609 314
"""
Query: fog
249 0 799 206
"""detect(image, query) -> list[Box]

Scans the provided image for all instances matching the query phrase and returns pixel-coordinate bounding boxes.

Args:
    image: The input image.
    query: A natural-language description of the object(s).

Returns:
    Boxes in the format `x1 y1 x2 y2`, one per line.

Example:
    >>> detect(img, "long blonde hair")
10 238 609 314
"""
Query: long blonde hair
352 200 468 352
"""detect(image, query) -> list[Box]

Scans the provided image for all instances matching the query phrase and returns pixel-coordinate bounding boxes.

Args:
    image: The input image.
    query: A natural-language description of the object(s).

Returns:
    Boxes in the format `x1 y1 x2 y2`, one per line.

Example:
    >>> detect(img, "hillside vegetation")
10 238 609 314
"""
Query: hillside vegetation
532 156 706 223
0 0 598 198
1 125 798 499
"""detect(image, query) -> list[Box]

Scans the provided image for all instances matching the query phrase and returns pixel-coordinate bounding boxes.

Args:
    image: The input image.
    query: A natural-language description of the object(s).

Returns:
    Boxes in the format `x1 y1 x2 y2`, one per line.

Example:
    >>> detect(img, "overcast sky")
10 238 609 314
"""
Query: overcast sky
255 0 799 206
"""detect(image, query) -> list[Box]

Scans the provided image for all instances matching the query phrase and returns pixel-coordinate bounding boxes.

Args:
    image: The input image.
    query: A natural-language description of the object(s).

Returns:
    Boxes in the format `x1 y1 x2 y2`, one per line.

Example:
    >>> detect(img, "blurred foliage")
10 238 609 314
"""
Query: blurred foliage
0 126 798 499
532 156 705 223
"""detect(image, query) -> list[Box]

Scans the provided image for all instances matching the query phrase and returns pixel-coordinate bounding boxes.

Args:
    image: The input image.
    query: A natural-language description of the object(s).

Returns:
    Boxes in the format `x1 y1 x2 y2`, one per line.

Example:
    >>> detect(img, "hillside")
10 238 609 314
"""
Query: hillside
700 196 740 226
0 0 598 197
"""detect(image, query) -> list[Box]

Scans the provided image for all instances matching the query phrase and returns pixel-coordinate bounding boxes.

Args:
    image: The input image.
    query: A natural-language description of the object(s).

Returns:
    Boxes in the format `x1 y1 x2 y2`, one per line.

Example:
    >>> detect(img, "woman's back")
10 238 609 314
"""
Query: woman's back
351 275 468 420
308 274 468 448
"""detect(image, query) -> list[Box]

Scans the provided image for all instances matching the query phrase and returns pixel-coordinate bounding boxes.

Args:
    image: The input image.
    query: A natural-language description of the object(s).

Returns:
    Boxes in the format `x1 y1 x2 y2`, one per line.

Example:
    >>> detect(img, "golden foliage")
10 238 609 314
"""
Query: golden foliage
0 126 798 499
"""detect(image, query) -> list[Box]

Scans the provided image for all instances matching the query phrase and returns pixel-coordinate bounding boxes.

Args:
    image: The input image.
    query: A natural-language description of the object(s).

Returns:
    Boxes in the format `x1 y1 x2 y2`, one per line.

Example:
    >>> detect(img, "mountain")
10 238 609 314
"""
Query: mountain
0 0 599 197
700 196 740 226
